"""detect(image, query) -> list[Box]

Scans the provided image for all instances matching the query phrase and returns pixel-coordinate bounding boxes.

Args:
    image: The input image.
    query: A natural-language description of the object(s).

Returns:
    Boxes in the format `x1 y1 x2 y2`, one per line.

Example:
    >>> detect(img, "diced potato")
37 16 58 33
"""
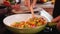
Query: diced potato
11 17 46 28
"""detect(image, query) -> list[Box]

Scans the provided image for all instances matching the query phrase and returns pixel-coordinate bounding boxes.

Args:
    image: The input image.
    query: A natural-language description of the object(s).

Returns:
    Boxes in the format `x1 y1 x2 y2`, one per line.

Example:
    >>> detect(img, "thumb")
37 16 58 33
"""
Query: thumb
52 16 60 22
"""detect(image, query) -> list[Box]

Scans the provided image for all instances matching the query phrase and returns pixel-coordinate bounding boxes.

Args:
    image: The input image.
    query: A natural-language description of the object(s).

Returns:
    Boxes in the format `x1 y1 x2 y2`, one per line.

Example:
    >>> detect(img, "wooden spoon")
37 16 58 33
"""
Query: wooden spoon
30 5 35 18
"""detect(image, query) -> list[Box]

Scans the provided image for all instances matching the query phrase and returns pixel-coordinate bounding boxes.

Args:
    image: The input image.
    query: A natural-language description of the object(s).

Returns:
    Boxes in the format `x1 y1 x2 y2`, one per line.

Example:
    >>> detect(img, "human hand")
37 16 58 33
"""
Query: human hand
31 0 37 8
24 0 37 8
52 16 60 31
24 0 30 7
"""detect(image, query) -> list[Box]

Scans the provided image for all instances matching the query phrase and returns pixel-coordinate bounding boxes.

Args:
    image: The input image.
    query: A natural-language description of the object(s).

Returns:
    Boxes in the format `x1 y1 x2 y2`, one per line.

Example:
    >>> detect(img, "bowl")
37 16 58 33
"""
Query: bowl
3 14 48 34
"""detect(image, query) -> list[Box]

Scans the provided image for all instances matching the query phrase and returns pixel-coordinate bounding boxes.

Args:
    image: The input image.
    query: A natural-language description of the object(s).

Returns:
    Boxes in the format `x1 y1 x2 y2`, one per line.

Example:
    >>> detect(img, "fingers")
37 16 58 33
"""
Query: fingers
52 16 60 22
24 0 30 7
31 0 37 7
